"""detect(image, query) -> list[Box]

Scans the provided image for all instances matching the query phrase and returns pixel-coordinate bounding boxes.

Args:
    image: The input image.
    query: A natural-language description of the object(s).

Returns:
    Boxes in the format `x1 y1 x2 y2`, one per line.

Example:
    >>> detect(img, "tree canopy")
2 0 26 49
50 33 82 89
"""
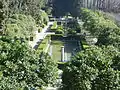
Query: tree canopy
4 14 37 38
80 8 120 49
62 46 120 90
0 37 58 89
1 0 48 17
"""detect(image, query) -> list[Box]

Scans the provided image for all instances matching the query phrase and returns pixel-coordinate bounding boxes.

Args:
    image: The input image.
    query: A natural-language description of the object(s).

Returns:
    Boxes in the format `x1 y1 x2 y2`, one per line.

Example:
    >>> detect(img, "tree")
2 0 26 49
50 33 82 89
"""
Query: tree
39 52 58 85
0 37 43 89
80 8 120 49
67 20 81 35
62 46 120 90
4 14 37 38
0 37 58 89
97 27 120 48
1 0 49 18
35 10 49 25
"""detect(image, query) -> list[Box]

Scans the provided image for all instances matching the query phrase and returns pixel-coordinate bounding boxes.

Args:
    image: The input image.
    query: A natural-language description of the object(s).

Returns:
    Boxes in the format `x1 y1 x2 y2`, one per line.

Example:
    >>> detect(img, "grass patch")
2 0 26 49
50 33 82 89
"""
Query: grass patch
37 36 50 53
57 61 66 64
50 40 64 62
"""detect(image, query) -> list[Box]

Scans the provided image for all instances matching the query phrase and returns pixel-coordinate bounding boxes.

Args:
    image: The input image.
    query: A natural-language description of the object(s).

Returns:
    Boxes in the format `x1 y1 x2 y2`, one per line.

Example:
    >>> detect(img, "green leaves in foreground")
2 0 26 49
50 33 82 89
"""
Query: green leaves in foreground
0 37 58 89
62 46 120 90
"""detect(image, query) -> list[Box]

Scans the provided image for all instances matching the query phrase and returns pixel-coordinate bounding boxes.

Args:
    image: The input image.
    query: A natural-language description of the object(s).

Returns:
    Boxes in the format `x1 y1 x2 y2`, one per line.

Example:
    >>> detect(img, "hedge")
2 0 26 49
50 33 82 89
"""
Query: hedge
51 34 63 40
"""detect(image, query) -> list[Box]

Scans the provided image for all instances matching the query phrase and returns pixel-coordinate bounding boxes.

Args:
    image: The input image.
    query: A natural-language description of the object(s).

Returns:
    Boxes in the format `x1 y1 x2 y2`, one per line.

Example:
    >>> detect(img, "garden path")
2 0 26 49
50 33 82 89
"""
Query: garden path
29 22 53 49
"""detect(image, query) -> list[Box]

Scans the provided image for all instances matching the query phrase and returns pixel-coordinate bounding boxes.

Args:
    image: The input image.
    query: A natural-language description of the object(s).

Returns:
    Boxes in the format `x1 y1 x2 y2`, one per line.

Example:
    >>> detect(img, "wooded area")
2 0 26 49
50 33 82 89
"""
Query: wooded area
52 0 120 16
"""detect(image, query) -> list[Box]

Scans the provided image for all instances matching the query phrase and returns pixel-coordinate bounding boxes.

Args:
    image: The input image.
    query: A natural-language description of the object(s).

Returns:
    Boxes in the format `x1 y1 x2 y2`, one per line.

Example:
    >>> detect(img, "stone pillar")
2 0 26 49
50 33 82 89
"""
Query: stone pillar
61 46 64 62
49 39 51 44
48 39 52 56
49 45 52 56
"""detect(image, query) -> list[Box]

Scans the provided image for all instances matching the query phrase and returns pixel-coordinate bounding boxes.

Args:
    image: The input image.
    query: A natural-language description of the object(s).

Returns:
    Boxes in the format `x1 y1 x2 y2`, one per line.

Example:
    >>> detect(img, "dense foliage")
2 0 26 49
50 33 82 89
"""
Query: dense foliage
62 46 120 90
0 0 49 32
0 0 50 38
1 0 48 18
0 37 58 89
4 14 37 38
55 25 64 34
80 8 120 49
39 52 58 85
35 10 49 25
67 20 81 35
62 8 120 90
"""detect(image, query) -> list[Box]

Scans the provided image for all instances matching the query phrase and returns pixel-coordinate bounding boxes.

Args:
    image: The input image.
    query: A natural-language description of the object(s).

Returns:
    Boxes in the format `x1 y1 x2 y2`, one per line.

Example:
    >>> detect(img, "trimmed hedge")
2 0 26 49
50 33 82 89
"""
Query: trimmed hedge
57 62 66 70
51 34 82 41
51 34 63 40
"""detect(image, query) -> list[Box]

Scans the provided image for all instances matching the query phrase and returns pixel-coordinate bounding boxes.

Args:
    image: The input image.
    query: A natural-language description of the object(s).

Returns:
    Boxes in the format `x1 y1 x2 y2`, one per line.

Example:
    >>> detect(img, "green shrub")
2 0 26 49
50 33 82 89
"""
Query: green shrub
81 40 88 45
0 37 58 89
57 25 64 30
62 46 120 90
41 23 46 28
51 21 57 30
67 29 77 35
83 45 90 49
51 34 63 40
35 10 49 25
5 14 37 39
38 27 42 33
57 62 66 70
55 30 64 34
80 8 120 48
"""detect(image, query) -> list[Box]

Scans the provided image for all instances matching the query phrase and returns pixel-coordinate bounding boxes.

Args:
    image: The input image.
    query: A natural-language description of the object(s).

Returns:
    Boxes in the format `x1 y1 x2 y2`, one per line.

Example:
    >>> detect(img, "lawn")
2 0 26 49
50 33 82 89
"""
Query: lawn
36 35 50 53
49 40 64 62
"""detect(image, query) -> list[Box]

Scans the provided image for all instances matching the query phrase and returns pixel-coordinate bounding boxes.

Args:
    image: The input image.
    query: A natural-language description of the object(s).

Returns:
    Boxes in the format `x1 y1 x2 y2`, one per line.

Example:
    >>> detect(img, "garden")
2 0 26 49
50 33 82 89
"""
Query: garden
1 0 120 90
48 40 80 62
